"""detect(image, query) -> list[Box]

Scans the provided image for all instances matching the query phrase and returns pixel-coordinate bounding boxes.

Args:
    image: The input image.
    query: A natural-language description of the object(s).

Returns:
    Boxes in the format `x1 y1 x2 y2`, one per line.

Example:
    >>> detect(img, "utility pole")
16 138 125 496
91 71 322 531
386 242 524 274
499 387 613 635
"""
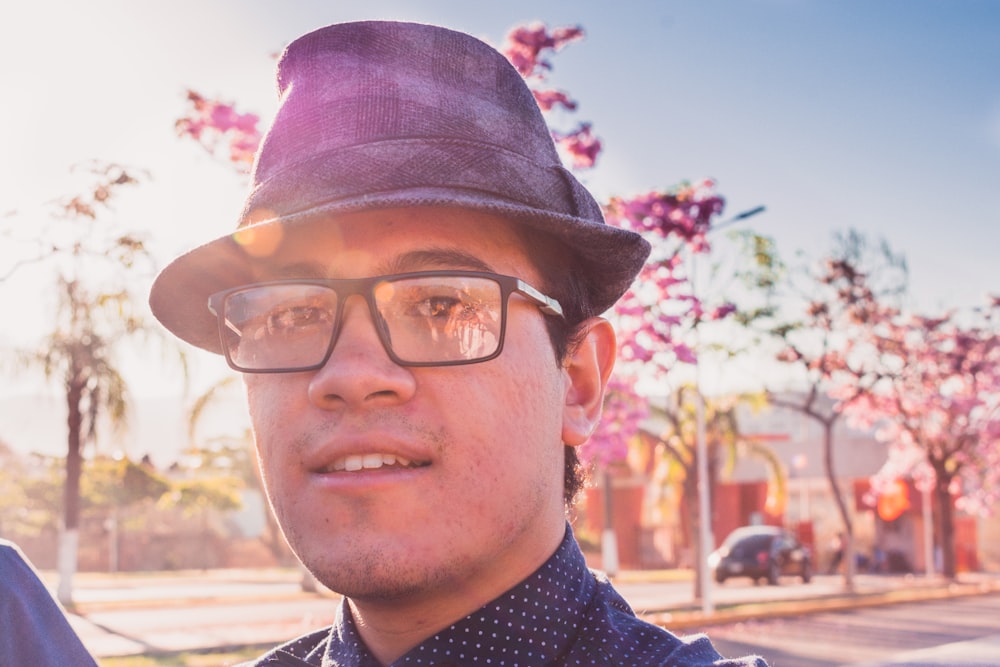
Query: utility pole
693 205 765 615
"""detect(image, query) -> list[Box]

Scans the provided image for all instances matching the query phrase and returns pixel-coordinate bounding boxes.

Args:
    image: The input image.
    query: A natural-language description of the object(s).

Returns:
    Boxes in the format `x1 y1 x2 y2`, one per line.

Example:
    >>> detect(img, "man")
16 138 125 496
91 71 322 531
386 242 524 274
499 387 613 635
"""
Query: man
150 20 768 666
0 539 99 666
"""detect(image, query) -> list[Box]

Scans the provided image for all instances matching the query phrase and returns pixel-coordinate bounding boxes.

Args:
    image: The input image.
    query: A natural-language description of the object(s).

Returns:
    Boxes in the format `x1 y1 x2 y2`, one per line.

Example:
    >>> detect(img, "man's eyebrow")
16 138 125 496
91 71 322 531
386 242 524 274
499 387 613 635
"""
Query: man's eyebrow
264 249 496 280
381 249 495 274
266 261 327 279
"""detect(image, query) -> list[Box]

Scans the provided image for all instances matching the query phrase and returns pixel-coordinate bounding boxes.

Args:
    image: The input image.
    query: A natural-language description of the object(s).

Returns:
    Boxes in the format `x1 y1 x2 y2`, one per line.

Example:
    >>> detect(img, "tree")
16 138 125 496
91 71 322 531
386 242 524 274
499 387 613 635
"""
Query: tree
1 162 148 283
0 441 38 537
763 229 908 590
81 456 170 572
506 25 786 595
12 162 153 604
0 453 64 547
834 295 1000 577
33 278 139 602
638 388 783 594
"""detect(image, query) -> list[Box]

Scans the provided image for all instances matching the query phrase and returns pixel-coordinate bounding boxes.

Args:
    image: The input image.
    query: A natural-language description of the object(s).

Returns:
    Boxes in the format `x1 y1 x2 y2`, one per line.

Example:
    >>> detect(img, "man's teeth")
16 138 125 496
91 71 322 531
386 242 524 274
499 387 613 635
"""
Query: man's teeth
331 454 414 472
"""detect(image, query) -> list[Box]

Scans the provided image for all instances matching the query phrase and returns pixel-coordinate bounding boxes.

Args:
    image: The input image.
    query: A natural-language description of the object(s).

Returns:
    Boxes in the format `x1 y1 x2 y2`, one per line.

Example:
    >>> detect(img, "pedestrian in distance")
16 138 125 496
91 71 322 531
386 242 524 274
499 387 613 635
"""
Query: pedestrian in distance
829 531 845 574
149 20 769 667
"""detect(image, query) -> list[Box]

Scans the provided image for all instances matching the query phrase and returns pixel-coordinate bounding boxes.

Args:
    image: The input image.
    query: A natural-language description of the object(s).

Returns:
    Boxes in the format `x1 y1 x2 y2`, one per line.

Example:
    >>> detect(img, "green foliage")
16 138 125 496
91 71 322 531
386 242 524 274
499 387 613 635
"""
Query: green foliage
160 477 244 517
730 229 786 292
0 451 63 536
81 457 170 513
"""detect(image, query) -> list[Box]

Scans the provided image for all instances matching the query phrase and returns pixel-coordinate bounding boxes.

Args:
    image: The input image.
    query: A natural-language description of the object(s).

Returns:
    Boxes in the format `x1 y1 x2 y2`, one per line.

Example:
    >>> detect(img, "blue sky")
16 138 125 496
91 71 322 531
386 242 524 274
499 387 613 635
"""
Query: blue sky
1 0 998 392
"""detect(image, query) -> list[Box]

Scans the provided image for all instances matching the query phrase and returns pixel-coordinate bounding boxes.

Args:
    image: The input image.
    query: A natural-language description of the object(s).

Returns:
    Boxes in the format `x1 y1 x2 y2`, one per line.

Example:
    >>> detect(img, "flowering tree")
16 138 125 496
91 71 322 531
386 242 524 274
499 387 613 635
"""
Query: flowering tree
501 23 601 169
500 24 745 448
768 229 1000 579
835 296 1000 578
502 26 788 594
764 230 910 588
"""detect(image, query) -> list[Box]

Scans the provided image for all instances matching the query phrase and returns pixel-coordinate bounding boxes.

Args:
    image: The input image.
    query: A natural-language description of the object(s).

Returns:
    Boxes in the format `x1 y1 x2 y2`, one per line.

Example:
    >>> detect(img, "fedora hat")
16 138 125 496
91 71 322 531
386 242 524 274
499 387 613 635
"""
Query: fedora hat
149 20 650 353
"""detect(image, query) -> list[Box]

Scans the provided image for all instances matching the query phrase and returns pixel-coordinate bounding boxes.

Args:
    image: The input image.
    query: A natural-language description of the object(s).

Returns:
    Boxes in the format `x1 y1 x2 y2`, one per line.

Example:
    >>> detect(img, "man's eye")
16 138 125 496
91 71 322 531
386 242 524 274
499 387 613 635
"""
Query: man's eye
417 295 483 321
424 296 463 317
266 305 328 331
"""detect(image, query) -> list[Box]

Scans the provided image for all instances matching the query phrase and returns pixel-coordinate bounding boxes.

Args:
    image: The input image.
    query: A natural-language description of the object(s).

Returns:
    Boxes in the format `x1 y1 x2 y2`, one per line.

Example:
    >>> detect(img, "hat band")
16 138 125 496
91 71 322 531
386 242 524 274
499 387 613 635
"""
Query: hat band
240 137 600 227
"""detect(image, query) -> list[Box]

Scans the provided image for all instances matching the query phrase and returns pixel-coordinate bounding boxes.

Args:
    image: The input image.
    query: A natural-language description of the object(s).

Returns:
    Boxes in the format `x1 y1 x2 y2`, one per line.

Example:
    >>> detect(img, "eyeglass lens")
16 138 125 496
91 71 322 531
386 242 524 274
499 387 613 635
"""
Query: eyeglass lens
219 274 506 370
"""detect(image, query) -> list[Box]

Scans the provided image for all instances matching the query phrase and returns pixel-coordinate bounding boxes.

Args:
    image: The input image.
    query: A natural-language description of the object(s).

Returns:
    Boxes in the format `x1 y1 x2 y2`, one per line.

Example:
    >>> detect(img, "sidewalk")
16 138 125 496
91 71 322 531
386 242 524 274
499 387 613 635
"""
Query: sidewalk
57 567 1000 661
627 570 1000 630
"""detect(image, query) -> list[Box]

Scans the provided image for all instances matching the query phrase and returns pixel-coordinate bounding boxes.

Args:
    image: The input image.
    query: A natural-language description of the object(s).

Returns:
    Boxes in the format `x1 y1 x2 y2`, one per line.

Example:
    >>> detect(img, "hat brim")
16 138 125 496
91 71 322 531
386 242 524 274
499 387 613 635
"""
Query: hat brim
149 190 650 354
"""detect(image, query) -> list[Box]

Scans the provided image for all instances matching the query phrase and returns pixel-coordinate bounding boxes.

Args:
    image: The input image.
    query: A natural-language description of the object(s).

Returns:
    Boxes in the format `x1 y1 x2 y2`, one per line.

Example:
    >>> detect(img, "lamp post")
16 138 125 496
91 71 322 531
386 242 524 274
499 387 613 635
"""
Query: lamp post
792 453 809 525
693 205 765 616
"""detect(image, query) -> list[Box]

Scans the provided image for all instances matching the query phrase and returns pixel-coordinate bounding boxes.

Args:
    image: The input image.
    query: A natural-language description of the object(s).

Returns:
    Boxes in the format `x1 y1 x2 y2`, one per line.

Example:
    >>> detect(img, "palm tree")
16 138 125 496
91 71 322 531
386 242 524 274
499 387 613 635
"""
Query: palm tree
28 277 141 604
7 162 159 604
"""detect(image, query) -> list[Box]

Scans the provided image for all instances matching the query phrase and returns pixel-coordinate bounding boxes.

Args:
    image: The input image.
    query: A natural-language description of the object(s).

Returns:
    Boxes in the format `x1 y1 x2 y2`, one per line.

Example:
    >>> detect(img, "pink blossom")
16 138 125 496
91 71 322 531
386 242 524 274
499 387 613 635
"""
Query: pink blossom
552 124 602 169
532 89 577 112
583 377 649 466
501 23 600 170
176 90 262 173
502 23 584 78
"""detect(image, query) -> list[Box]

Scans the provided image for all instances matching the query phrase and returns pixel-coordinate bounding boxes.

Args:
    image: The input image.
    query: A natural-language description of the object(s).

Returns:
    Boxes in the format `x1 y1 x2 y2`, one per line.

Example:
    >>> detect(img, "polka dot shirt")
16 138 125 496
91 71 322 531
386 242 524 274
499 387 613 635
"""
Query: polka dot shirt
244 528 768 666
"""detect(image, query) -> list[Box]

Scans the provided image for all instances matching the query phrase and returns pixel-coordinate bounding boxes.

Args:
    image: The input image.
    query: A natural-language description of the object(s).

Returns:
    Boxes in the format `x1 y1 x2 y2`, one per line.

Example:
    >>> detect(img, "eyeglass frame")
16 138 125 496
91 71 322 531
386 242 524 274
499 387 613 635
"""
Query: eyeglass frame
206 270 566 373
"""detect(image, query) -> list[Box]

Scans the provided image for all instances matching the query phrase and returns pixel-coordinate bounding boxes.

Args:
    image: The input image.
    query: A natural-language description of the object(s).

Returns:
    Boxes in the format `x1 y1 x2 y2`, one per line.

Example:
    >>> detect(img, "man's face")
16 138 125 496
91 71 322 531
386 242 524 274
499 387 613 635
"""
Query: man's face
244 207 579 603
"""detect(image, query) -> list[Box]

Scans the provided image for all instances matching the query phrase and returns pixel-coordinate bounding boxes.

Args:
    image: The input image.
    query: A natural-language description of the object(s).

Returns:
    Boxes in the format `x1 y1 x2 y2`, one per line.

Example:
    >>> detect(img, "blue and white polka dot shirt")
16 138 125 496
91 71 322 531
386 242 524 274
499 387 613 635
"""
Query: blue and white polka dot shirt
244 528 768 666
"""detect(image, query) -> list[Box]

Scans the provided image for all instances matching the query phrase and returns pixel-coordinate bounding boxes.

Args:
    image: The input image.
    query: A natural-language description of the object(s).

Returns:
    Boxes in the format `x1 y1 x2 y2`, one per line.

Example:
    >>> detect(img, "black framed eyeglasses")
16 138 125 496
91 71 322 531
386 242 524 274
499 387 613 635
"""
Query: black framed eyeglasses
207 270 565 373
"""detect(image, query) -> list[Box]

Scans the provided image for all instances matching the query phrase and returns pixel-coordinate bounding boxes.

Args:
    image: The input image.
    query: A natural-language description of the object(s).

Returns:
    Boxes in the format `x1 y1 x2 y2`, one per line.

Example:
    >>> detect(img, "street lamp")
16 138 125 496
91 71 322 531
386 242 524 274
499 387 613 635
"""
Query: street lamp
693 205 765 616
792 453 809 526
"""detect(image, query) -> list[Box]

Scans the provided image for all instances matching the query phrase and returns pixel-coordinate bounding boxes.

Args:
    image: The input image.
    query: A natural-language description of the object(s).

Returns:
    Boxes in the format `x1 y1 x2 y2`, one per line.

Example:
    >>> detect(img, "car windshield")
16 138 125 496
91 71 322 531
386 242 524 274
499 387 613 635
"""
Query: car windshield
722 529 776 550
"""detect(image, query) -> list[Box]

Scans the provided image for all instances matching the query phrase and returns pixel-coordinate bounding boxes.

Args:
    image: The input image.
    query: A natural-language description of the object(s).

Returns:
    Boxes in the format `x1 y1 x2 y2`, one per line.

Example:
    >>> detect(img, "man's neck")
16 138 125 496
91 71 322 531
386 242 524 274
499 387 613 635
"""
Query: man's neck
346 524 567 665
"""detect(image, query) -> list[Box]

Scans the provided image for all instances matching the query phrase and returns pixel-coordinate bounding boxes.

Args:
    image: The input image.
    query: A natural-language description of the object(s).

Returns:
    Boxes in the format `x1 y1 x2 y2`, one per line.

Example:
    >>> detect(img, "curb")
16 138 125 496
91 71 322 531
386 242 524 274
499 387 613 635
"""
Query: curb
642 579 1000 631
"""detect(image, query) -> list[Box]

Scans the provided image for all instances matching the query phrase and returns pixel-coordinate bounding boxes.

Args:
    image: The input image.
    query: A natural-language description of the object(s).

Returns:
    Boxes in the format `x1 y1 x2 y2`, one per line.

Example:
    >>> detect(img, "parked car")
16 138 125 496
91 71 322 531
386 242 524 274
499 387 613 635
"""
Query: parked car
708 525 812 585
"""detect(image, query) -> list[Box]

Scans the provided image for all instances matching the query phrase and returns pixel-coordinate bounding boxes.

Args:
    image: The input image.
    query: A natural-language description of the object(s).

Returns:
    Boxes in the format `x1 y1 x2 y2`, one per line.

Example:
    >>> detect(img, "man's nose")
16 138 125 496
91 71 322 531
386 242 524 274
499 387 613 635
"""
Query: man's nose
307 295 416 409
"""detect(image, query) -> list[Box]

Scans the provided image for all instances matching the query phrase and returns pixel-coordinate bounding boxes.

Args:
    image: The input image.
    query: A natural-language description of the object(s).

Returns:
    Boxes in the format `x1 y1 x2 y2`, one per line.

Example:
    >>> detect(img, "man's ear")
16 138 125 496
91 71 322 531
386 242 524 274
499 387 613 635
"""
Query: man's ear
561 317 617 447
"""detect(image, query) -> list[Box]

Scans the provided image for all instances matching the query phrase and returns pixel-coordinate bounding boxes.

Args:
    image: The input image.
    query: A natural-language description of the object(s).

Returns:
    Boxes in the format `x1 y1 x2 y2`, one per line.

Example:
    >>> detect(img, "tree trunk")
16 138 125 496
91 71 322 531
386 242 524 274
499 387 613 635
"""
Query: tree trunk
684 468 704 600
59 379 85 605
56 529 79 606
935 473 957 578
822 420 855 591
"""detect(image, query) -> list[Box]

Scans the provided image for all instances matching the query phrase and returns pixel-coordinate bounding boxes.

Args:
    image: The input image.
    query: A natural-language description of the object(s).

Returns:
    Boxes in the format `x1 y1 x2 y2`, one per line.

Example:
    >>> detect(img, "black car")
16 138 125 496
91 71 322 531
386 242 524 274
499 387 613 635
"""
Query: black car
708 525 812 585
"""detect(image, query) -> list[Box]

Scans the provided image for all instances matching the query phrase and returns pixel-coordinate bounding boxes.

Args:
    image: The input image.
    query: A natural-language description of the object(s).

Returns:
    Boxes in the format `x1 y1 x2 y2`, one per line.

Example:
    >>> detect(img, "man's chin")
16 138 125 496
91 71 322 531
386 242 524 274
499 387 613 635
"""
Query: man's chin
294 538 448 599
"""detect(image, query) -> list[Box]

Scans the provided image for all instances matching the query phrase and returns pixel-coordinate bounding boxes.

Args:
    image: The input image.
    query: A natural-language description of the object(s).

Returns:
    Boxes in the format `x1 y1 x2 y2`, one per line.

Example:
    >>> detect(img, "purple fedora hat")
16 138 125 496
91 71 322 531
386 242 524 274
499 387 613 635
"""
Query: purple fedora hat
149 20 650 353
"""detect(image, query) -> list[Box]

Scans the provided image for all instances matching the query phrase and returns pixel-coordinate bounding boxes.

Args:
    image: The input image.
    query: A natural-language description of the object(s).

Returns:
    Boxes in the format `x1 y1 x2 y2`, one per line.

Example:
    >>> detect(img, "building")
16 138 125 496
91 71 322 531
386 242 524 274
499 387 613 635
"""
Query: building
583 392 990 575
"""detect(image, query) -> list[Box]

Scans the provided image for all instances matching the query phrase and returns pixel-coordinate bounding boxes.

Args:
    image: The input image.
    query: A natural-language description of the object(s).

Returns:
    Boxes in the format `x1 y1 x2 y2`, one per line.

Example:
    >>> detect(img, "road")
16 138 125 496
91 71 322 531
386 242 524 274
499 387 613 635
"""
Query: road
704 593 1000 666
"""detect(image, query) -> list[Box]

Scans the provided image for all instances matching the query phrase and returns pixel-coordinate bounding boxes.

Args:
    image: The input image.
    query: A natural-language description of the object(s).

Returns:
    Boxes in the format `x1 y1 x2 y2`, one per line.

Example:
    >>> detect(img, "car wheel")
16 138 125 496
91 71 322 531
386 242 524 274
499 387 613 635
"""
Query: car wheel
801 560 812 584
715 571 726 584
767 561 780 585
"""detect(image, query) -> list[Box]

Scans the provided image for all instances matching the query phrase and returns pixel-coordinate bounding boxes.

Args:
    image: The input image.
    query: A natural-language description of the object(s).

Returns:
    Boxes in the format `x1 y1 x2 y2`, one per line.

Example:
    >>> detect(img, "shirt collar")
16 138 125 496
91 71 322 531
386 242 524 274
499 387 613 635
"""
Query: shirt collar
325 526 597 667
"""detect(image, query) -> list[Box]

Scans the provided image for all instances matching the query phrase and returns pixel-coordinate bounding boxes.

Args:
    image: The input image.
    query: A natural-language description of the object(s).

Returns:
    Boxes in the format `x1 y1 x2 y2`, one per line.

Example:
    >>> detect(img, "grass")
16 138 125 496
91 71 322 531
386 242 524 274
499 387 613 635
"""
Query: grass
100 647 263 666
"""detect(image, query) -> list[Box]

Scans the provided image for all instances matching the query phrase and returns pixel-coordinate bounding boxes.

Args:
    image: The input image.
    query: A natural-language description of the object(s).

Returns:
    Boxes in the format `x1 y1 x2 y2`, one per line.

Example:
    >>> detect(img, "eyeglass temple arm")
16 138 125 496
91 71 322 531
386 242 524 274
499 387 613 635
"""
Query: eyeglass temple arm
208 299 244 336
516 280 564 318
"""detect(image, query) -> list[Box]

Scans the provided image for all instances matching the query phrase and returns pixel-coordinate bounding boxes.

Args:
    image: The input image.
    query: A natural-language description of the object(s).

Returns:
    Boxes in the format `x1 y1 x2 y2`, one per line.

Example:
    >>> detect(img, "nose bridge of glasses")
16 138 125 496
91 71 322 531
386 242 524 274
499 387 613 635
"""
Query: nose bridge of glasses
334 286 394 353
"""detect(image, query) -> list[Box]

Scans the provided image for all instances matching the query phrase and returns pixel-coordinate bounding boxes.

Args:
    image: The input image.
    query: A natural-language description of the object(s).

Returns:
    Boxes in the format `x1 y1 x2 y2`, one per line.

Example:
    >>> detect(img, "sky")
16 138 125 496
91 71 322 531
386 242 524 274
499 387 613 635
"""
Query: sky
1 0 998 423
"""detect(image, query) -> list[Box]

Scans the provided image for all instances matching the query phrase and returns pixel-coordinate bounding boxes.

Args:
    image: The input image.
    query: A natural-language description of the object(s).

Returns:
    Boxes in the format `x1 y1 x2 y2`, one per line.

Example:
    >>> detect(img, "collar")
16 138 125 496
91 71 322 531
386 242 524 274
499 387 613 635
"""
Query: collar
325 525 597 667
